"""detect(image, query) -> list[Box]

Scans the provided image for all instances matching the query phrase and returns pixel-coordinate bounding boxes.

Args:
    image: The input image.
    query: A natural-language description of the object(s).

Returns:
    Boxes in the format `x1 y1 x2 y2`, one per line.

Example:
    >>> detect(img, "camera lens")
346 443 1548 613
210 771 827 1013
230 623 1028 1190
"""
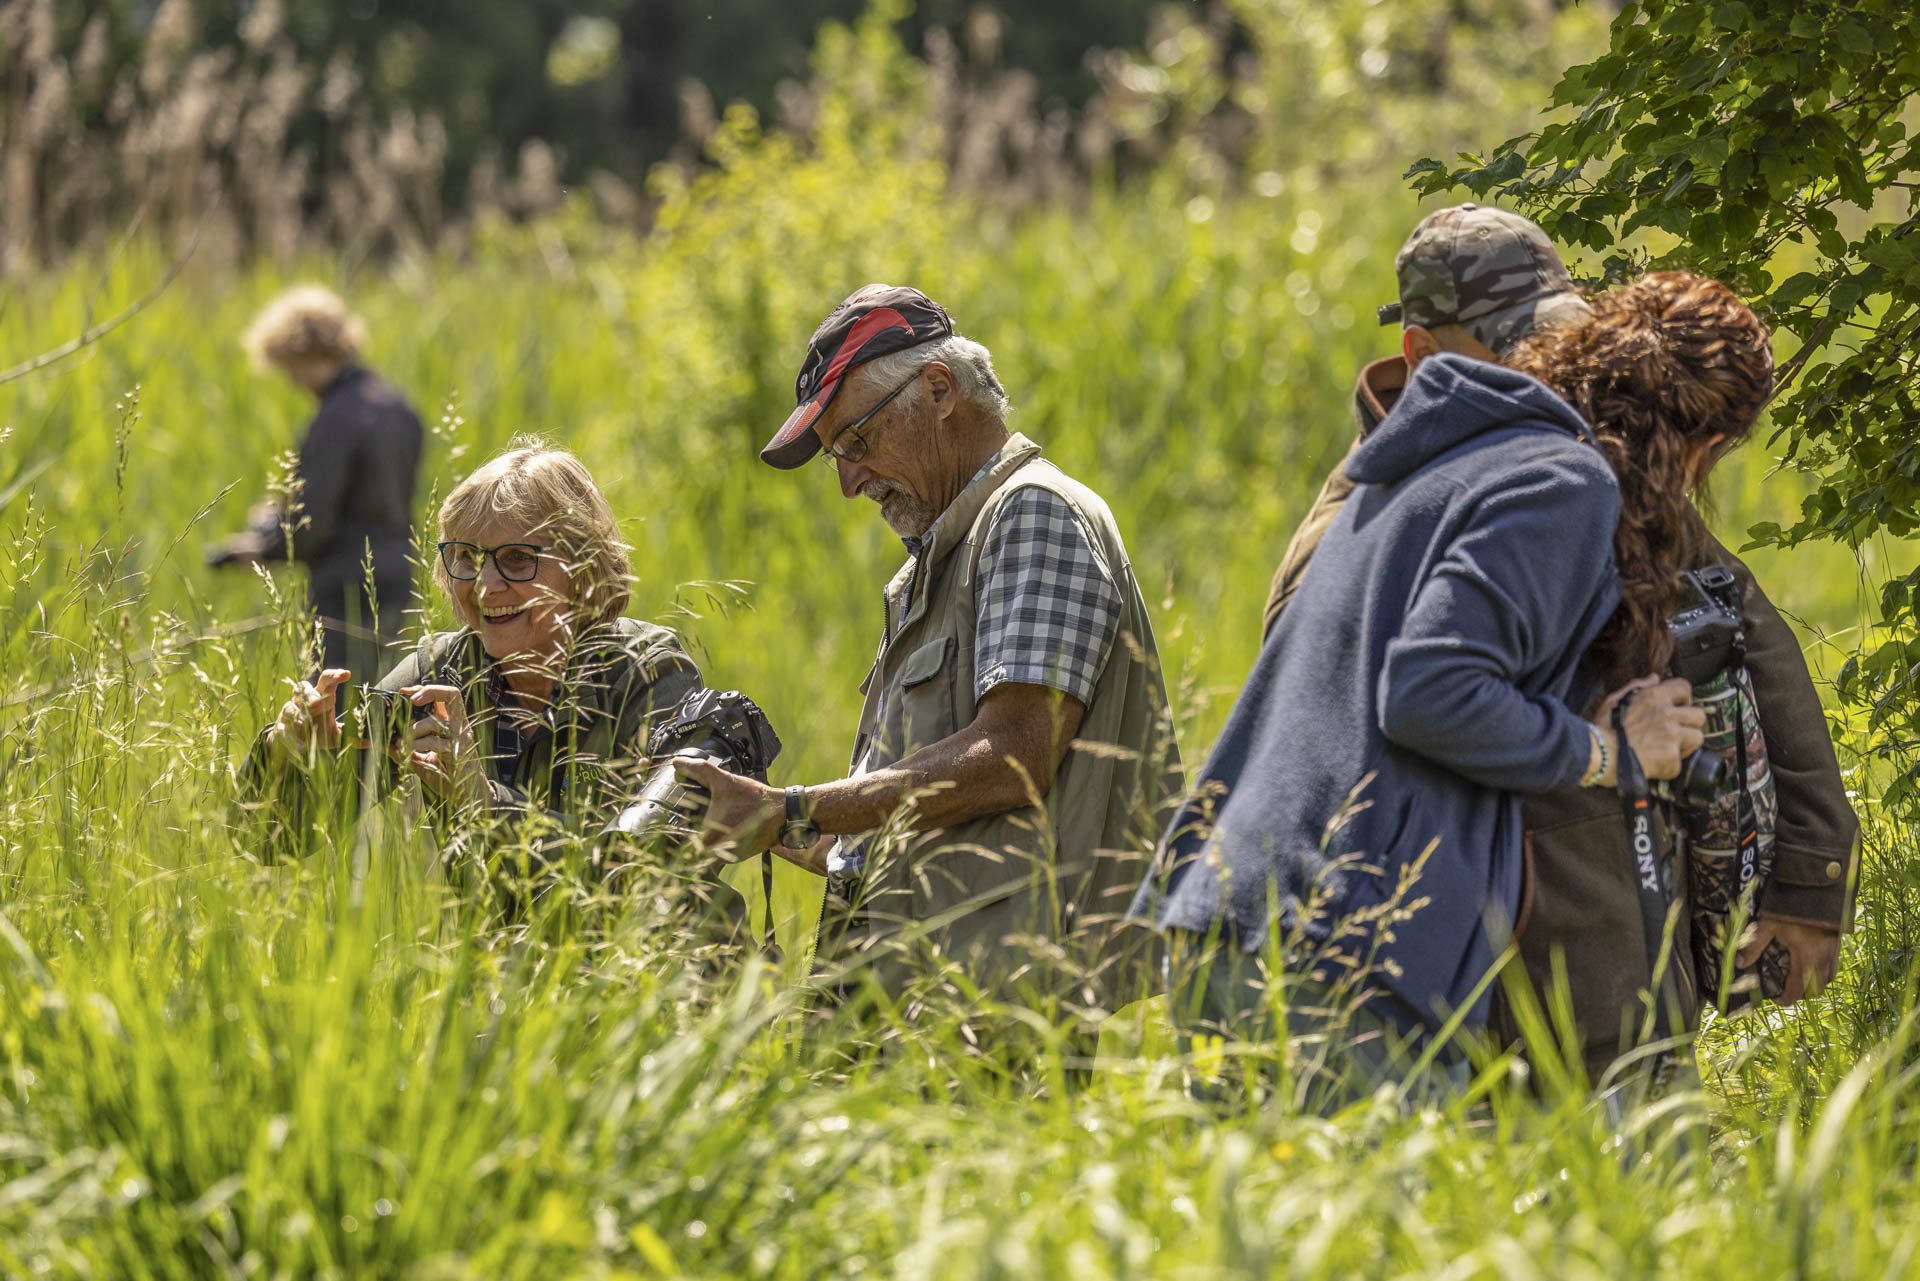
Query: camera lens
1677 748 1720 809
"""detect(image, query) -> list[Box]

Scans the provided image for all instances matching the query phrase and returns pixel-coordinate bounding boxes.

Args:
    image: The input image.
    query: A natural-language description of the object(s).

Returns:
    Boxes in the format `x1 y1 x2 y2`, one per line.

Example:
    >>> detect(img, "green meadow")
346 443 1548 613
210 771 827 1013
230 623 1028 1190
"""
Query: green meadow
2 18 1917 1281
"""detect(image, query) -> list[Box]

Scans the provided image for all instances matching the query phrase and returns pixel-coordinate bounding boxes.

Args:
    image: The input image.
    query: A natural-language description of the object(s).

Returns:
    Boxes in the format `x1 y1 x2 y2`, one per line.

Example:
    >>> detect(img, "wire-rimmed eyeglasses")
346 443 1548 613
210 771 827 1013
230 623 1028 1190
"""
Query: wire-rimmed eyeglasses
818 367 923 470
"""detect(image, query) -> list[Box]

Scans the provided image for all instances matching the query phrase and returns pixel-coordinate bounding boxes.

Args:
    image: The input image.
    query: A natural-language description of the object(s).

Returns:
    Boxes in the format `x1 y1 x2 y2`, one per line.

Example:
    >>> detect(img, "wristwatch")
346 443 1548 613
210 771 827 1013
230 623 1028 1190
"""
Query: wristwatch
778 785 821 850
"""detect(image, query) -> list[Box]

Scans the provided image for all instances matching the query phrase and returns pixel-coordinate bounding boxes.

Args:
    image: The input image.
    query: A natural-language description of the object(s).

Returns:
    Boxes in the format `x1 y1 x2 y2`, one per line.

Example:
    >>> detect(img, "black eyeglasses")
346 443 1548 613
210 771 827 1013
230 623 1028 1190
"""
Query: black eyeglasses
819 368 922 470
438 541 547 582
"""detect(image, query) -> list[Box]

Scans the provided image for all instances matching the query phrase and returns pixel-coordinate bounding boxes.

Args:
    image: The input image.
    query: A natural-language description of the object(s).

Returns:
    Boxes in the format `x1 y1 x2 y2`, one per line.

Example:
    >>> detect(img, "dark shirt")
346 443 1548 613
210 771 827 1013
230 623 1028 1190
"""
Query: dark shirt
253 364 423 600
482 659 561 793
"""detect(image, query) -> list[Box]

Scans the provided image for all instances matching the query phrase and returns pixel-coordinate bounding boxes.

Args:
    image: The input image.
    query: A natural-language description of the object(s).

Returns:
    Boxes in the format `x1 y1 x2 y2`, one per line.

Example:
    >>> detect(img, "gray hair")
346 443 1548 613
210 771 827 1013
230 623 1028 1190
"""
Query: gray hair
855 334 1011 423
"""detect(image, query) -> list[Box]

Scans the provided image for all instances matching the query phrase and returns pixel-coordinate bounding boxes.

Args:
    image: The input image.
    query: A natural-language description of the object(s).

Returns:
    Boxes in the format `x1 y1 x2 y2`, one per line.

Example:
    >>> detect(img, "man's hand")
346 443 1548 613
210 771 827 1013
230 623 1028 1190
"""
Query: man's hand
267 668 352 766
672 757 783 861
401 685 491 809
774 834 833 877
1741 918 1840 1004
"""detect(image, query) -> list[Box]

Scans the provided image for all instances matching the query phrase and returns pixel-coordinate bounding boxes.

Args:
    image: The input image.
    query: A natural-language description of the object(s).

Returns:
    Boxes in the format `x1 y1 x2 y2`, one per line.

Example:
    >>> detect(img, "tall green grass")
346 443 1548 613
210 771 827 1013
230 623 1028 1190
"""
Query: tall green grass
2 25 1915 1280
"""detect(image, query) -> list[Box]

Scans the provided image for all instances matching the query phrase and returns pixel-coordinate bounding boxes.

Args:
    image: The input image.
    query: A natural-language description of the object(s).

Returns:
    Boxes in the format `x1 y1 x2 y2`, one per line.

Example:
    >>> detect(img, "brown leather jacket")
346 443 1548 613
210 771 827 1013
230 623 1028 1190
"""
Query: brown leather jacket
1263 356 1859 1080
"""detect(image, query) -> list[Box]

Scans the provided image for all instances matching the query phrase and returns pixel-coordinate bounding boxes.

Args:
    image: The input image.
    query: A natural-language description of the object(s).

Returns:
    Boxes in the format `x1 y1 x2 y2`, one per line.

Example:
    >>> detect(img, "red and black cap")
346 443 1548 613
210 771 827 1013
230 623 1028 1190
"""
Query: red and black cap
759 284 954 469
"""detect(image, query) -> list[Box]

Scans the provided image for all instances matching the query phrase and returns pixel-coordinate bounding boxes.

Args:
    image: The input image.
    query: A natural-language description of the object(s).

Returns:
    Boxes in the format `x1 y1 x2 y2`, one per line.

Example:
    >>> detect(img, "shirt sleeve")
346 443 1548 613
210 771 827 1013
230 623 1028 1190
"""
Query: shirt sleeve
972 486 1123 707
253 403 357 564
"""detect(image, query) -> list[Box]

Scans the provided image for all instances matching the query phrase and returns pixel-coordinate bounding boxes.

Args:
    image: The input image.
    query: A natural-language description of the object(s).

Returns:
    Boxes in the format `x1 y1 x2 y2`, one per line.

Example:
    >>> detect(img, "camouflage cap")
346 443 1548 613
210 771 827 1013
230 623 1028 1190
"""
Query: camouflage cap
1377 203 1590 355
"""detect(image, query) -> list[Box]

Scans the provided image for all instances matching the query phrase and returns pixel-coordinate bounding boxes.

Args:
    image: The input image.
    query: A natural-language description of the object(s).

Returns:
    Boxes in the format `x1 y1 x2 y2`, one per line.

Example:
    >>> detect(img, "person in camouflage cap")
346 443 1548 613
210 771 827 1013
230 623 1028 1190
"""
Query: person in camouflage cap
1377 202 1592 359
1265 204 1590 631
1255 203 1857 1100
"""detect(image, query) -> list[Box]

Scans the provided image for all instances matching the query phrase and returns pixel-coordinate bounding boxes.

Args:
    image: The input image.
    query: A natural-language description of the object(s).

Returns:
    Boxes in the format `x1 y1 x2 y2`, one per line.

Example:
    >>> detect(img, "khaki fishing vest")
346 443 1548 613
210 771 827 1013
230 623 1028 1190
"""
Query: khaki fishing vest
827 434 1184 1004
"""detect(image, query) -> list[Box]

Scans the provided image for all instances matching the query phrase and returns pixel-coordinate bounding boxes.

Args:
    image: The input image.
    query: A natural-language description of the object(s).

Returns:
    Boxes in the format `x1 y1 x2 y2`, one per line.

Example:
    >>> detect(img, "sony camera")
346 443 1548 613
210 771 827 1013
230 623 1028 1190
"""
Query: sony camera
601 688 783 844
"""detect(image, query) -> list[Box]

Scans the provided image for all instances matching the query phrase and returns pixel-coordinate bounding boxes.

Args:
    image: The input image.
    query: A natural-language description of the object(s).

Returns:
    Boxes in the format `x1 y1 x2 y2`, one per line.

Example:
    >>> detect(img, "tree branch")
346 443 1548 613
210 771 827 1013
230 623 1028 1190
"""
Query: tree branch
0 224 201 387
1769 208 1920 404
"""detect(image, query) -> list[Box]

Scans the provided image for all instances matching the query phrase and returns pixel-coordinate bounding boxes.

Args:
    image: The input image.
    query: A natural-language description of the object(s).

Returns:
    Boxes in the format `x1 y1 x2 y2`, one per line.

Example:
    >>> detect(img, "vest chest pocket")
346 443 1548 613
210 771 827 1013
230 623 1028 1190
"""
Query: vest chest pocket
893 635 957 757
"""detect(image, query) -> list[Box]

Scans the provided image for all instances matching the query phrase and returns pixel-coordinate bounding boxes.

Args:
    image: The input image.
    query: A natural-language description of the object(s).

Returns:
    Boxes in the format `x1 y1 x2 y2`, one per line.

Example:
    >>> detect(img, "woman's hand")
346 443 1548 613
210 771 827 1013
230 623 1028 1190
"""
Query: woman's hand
267 668 352 766
401 684 492 809
1589 675 1707 784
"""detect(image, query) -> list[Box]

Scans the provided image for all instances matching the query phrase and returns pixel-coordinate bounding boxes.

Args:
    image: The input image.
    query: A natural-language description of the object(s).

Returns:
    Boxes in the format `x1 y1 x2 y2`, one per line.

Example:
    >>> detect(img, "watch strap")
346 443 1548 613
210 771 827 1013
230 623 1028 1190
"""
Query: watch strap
780 785 818 849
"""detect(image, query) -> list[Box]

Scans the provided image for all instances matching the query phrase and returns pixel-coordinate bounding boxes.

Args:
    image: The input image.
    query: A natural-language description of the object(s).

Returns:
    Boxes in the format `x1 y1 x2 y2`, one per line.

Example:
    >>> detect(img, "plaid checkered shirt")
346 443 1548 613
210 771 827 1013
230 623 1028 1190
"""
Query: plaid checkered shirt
825 461 1123 885
971 485 1123 706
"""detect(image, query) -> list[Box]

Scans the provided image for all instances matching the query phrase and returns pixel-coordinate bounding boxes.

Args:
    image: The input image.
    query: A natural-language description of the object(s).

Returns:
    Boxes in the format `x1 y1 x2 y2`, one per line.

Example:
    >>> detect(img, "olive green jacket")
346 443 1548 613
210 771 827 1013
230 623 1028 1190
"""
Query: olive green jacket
824 435 1185 1008
1263 357 1859 1080
238 617 705 855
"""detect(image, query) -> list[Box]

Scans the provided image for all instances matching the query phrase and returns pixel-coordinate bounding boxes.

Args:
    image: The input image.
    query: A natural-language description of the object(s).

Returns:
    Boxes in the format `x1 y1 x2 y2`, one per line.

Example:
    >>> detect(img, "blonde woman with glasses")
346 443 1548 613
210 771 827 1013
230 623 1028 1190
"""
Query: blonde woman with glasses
239 439 713 885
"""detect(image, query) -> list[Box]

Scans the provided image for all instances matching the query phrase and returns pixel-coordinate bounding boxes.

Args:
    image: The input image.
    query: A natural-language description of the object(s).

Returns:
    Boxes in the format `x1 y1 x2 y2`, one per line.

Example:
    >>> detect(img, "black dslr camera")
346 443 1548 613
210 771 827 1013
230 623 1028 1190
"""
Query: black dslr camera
1669 564 1744 684
1665 564 1745 806
601 689 783 843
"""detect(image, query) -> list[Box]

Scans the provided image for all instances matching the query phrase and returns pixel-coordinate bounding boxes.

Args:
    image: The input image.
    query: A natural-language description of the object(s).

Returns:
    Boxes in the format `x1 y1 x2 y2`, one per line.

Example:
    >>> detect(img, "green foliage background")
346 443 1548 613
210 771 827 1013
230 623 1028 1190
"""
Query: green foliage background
1 4 1916 1278
1413 0 1920 815
32 0 1163 223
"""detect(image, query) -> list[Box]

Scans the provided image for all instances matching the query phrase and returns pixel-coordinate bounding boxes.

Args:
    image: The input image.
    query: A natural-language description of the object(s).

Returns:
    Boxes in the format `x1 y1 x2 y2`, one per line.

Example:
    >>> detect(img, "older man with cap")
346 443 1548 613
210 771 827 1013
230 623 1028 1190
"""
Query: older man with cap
1148 204 1856 1105
680 285 1184 1007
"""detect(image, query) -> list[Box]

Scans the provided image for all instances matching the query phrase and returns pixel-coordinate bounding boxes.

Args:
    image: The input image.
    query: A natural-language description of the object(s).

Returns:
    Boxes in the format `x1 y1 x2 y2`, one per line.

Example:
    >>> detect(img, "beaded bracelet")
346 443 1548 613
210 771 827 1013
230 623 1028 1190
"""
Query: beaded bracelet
1580 722 1610 788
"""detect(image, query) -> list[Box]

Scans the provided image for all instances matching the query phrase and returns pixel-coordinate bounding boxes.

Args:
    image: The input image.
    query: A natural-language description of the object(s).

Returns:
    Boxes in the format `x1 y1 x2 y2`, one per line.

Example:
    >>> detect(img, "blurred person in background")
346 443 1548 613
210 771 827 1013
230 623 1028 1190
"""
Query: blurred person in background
1130 269 1782 1112
1260 206 1857 1093
211 284 424 687
238 441 711 895
680 285 1184 1010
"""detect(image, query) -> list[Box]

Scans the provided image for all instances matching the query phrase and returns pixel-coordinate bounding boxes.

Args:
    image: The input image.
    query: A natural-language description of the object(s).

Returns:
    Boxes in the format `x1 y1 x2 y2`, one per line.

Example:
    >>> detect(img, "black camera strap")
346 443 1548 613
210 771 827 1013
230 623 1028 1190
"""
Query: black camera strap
761 849 777 953
1728 635 1763 920
1612 693 1681 1096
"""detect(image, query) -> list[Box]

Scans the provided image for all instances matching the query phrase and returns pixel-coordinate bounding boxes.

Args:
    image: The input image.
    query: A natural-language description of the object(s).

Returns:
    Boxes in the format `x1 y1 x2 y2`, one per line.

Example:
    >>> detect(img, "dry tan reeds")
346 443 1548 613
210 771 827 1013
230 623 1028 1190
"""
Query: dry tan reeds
0 0 1589 269
0 0 565 272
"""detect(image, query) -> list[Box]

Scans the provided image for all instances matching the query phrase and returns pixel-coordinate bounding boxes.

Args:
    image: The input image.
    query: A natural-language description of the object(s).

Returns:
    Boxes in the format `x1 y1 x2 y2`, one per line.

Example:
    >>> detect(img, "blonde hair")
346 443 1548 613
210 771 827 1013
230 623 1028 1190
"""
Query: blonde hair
242 284 367 369
433 438 633 629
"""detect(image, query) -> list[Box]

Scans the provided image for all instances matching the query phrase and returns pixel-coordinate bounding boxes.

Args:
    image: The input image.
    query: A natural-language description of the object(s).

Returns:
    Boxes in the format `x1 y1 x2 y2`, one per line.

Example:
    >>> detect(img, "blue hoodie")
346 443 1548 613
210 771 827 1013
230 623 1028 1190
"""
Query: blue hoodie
1133 354 1623 1034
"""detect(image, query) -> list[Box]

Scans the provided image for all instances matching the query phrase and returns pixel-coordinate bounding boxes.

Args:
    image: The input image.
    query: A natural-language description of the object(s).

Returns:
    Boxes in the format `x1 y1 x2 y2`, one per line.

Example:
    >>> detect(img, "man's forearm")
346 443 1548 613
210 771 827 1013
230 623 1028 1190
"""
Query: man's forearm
684 684 1081 864
808 727 1047 837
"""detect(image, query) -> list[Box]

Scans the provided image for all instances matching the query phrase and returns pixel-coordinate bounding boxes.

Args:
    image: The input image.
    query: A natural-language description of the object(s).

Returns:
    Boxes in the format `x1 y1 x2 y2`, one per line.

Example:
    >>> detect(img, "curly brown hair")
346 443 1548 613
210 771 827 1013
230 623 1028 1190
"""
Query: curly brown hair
1506 271 1774 685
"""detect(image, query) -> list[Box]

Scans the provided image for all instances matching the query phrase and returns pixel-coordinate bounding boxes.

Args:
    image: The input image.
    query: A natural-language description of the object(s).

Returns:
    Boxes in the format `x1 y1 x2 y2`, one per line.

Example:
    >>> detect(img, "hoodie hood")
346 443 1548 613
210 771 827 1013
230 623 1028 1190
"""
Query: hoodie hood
1345 352 1592 487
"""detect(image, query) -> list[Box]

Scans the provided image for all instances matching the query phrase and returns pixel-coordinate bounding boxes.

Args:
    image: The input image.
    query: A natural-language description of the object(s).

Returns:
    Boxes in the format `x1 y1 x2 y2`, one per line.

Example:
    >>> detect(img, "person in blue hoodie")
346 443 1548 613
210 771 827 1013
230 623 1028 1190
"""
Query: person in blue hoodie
1131 272 1771 1109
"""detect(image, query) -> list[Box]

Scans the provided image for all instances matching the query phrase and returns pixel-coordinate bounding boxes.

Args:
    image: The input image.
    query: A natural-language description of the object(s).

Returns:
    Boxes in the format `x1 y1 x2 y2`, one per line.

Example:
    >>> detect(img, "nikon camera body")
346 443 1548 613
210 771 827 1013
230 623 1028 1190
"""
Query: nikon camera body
599 689 784 945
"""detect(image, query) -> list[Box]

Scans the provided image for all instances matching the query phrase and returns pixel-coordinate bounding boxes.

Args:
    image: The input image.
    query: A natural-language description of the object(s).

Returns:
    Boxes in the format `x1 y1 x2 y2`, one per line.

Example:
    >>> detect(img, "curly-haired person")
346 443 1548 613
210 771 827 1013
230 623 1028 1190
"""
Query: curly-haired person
212 284 424 685
1133 270 1783 1112
1252 206 1857 1106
